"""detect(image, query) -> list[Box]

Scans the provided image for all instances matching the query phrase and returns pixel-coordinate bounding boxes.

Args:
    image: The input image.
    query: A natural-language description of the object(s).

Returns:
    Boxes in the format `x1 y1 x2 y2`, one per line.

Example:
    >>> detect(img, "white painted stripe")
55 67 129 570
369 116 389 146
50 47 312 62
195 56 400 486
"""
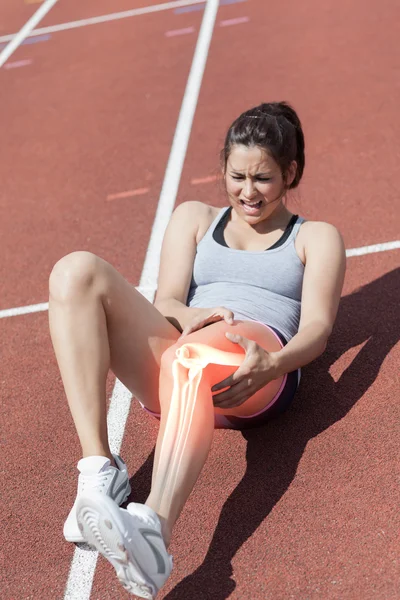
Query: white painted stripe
62 2 218 598
0 302 49 318
0 0 58 68
345 240 400 257
63 377 135 600
1 241 399 320
141 0 219 291
0 0 206 43
63 549 98 600
106 378 136 457
0 288 155 319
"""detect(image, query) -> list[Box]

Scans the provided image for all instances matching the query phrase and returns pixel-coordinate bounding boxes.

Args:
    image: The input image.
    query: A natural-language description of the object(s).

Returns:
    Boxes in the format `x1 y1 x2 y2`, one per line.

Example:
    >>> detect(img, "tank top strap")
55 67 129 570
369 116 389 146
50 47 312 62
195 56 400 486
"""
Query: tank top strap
291 216 306 239
209 207 230 237
206 206 305 247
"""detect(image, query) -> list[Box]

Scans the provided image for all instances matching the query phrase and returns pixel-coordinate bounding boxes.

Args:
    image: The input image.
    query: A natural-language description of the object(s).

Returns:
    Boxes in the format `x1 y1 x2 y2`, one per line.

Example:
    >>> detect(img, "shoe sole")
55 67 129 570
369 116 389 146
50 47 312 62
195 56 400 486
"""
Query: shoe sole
65 483 132 544
76 494 158 599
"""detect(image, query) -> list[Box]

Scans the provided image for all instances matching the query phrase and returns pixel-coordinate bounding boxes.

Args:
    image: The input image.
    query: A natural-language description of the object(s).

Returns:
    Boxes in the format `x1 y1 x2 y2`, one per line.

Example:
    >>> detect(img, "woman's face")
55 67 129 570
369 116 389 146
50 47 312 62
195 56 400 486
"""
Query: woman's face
224 144 295 223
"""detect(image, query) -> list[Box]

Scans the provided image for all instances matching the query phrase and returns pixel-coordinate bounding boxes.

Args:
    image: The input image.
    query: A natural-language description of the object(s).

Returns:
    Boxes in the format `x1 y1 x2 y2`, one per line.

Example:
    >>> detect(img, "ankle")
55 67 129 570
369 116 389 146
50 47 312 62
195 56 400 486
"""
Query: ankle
81 452 116 468
144 498 173 548
154 512 172 549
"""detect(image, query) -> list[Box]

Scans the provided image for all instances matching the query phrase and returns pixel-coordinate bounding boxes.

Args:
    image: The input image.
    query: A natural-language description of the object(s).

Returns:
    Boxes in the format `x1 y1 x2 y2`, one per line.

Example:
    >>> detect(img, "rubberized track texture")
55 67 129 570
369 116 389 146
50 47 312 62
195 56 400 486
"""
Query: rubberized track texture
0 0 399 599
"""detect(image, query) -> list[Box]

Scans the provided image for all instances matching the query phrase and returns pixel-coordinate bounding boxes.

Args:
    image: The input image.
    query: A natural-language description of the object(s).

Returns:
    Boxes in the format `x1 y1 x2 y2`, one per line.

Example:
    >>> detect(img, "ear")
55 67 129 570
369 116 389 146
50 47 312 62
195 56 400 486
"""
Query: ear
286 160 297 187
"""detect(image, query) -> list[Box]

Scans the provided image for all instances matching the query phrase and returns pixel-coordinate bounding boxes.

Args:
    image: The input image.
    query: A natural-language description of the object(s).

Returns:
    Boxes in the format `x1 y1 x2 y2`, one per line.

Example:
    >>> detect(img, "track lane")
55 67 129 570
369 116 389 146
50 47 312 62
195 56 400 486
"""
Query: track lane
179 0 400 249
0 311 119 599
1 0 400 598
0 0 38 37
38 0 196 27
90 0 400 596
92 251 399 599
0 6 204 599
0 0 196 36
0 7 203 310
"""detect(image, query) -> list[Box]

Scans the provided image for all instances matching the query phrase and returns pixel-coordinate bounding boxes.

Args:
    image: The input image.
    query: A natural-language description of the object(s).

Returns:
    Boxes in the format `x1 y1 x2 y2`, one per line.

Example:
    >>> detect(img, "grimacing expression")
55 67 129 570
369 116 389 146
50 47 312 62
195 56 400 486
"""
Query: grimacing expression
224 145 296 220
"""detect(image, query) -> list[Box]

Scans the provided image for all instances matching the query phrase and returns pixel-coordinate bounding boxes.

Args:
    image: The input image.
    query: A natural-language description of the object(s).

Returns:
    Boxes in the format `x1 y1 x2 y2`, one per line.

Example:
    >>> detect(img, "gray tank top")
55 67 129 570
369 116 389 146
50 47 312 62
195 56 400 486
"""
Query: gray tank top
186 206 305 341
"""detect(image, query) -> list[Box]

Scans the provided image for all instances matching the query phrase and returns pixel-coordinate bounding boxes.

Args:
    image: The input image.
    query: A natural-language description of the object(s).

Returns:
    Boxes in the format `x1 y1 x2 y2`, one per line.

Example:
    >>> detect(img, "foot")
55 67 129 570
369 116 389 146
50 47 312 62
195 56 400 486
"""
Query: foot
153 512 172 550
76 493 173 599
63 454 131 543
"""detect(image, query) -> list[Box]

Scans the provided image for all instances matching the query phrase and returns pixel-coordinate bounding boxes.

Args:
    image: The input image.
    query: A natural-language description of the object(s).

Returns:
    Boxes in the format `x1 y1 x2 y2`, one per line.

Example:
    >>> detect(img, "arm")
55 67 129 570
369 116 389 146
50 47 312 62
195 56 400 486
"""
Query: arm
155 298 203 333
153 200 205 332
270 222 346 378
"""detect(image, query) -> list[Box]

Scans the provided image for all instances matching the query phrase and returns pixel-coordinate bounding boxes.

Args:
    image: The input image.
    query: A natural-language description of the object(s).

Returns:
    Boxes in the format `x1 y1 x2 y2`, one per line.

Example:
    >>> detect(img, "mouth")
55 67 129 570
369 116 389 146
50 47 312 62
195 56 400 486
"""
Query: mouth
240 199 263 214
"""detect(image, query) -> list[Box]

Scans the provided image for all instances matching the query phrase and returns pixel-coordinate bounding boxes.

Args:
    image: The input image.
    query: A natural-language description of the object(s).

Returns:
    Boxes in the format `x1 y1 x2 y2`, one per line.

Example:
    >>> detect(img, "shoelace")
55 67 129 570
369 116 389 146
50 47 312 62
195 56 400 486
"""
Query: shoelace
78 471 110 494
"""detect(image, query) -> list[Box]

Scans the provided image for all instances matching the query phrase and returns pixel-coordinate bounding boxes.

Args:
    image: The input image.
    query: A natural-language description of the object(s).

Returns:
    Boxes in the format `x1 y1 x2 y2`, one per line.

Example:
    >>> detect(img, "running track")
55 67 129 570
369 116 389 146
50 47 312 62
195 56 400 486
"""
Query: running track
0 1 399 598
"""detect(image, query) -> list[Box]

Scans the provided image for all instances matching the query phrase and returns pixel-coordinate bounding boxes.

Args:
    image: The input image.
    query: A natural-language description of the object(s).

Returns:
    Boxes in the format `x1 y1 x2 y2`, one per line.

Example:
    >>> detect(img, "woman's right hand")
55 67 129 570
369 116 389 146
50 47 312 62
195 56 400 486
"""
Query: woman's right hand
179 307 235 338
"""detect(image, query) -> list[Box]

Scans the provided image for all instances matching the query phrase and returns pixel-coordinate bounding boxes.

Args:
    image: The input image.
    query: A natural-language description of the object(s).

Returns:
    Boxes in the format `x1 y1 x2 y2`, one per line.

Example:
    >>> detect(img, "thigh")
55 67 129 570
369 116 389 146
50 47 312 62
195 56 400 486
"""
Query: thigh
86 254 181 412
161 318 286 418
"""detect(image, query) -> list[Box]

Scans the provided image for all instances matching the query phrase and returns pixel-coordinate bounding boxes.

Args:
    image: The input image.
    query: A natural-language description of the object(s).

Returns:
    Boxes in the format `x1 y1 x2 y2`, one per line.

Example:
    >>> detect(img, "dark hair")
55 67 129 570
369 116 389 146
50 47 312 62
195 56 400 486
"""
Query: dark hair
221 102 305 189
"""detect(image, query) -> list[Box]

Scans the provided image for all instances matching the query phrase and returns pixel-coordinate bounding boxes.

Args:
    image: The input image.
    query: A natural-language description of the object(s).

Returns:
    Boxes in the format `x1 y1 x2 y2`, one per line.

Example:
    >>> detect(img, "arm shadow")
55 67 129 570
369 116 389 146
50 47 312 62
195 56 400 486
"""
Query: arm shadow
162 266 400 599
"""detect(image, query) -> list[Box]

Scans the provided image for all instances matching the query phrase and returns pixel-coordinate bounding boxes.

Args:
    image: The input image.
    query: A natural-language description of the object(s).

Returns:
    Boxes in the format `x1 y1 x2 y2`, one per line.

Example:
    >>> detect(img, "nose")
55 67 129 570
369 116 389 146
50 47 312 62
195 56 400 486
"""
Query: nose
243 178 257 199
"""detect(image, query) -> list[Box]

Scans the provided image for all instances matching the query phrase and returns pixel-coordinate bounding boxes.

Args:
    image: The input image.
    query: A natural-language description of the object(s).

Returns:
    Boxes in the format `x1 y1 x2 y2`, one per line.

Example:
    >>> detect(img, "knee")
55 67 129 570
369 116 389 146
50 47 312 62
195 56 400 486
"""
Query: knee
160 335 197 368
160 343 179 370
49 251 101 302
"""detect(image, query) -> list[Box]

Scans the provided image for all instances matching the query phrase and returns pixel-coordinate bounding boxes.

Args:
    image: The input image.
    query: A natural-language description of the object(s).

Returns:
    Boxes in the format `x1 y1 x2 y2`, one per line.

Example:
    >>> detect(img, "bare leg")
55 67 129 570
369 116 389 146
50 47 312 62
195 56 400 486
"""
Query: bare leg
146 342 243 546
48 251 180 462
146 321 284 547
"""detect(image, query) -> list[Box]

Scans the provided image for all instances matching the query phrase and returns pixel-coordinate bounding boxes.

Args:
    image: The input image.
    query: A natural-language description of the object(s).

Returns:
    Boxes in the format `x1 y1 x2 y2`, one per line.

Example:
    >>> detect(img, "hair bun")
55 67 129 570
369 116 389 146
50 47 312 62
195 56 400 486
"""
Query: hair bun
221 101 305 189
257 102 305 188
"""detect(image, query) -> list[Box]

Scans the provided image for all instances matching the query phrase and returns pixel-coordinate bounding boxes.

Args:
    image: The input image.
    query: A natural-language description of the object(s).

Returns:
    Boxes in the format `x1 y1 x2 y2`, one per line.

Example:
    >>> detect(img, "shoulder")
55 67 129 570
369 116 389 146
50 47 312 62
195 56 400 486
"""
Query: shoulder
297 220 345 262
174 200 206 216
172 201 218 245
186 202 221 244
299 220 344 240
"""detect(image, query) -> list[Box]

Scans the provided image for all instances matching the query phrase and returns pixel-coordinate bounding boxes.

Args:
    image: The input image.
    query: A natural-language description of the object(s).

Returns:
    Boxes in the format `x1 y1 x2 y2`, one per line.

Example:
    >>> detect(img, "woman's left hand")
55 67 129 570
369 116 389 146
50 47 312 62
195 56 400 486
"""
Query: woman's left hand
211 333 278 409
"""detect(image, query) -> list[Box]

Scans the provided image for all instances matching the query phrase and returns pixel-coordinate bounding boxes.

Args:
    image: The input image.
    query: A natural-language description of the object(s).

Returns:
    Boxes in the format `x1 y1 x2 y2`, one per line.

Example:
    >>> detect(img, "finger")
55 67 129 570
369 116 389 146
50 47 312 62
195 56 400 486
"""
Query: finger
212 364 252 392
179 327 192 338
211 376 234 393
215 307 234 325
225 333 253 352
213 381 254 408
212 380 250 404
223 311 234 325
180 317 216 338
180 324 201 338
213 390 252 409
216 397 249 409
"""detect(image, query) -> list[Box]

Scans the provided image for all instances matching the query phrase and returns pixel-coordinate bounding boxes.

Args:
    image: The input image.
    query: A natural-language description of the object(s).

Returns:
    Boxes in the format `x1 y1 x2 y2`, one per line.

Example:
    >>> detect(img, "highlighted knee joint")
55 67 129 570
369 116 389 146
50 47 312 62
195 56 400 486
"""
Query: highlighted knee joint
156 343 244 511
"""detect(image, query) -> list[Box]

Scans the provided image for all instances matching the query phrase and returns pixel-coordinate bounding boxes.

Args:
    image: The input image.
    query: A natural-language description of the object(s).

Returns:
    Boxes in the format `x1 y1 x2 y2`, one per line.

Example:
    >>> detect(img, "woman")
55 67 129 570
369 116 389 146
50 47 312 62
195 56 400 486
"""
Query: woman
49 102 346 598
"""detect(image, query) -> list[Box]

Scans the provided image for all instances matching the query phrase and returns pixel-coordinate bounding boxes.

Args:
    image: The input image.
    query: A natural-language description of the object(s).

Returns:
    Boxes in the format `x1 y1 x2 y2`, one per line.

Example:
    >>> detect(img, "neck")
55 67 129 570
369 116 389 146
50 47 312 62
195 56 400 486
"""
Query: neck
232 201 292 234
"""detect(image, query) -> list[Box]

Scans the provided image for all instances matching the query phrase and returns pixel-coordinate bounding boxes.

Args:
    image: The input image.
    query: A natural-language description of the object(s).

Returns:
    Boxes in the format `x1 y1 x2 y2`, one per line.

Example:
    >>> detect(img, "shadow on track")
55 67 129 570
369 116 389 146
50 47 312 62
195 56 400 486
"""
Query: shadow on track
129 267 400 599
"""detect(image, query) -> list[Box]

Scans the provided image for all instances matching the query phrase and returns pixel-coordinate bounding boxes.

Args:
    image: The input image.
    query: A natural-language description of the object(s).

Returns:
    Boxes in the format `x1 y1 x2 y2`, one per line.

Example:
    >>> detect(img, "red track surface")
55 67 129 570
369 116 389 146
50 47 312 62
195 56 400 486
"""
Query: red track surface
1 1 399 599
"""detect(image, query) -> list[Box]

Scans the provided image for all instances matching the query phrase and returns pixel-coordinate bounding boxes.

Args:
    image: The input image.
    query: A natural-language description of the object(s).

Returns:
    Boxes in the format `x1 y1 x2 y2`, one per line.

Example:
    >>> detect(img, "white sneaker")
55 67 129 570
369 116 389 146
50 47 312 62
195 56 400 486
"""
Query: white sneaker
76 493 173 599
63 454 131 543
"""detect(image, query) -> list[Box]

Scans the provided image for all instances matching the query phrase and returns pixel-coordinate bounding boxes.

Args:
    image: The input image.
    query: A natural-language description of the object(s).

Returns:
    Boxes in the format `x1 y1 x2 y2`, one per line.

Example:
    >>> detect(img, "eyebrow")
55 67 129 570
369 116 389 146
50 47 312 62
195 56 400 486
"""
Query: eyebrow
230 170 272 176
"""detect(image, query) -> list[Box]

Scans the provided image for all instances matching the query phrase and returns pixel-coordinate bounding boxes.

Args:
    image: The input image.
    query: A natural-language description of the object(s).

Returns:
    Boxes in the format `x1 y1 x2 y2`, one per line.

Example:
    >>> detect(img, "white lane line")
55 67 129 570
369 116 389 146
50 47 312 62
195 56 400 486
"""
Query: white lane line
0 0 58 68
345 240 400 257
141 0 219 291
0 288 155 319
1 240 399 320
0 302 49 318
63 378 134 600
63 2 219 599
0 0 206 43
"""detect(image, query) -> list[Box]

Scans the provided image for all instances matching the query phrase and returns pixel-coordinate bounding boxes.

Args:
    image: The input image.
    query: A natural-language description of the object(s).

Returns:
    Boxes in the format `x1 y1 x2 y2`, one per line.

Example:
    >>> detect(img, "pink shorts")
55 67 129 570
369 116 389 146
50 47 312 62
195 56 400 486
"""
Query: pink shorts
139 321 300 430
